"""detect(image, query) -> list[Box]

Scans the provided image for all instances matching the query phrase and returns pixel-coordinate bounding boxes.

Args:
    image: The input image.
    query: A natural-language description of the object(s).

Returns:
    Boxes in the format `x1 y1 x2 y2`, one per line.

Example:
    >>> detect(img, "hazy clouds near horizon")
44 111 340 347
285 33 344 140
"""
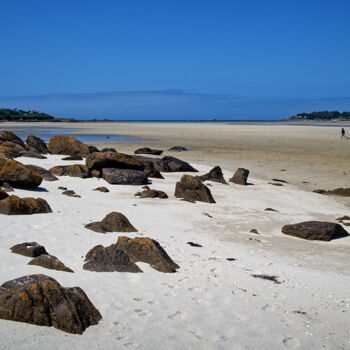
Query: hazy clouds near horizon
1 91 350 120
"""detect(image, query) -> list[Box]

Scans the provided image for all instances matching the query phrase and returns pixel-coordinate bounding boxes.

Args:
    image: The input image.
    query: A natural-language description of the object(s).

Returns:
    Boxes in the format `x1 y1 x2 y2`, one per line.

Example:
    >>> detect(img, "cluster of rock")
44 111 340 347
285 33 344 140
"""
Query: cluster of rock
11 242 73 272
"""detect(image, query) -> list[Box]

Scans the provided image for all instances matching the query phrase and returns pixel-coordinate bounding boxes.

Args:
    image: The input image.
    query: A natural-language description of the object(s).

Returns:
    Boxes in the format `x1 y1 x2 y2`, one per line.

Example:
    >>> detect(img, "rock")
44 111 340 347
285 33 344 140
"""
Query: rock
0 190 9 200
83 244 142 273
1 182 14 192
133 156 155 170
134 147 163 155
135 189 168 199
175 175 215 203
0 130 25 147
20 152 47 159
85 212 137 233
142 185 150 190
28 254 73 273
10 242 48 257
281 221 349 241
0 195 52 215
93 186 109 192
61 155 83 161
265 208 278 212
58 186 67 190
336 215 350 222
145 169 164 179
86 152 145 171
168 146 187 152
101 147 117 152
249 229 260 234
62 190 81 198
154 156 198 172
199 166 227 184
0 159 42 188
0 274 102 334
48 135 90 157
229 168 249 185
187 242 202 247
25 165 58 181
116 236 179 273
49 164 91 178
269 182 284 186
0 145 20 159
314 188 350 197
91 169 101 178
26 134 48 154
272 178 288 183
102 168 148 185
88 145 100 153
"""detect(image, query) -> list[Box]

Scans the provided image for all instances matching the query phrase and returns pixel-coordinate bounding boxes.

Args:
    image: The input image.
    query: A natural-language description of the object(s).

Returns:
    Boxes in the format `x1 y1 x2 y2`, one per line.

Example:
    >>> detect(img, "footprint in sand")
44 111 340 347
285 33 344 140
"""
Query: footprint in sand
164 291 179 297
168 311 184 320
123 342 139 349
188 286 204 293
283 336 301 348
189 329 219 342
192 297 210 306
134 309 151 317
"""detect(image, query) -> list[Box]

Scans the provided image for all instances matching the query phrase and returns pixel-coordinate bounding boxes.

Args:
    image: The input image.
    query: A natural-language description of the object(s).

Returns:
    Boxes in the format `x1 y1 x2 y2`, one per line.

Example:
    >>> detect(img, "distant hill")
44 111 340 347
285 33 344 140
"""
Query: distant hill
288 111 350 121
0 108 56 121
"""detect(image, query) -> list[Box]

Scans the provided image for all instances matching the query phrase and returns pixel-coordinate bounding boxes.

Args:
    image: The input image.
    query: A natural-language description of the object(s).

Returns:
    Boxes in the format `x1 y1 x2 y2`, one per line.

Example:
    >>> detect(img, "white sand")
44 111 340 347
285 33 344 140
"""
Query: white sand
0 154 350 350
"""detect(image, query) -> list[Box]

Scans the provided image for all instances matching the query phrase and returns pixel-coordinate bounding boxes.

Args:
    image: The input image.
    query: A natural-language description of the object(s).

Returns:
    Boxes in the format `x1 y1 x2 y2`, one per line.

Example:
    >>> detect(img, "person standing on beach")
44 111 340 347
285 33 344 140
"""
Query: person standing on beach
341 128 345 139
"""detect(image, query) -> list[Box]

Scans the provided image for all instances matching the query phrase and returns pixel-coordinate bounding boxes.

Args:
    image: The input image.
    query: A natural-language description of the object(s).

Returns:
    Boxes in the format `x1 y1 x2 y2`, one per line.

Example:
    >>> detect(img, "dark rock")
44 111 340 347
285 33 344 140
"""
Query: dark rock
154 156 198 172
86 152 145 171
265 208 278 212
88 145 100 153
249 229 260 234
101 147 117 152
187 242 202 247
20 152 47 159
50 164 91 178
93 186 109 193
336 215 350 222
282 221 349 241
0 130 25 147
175 175 215 203
116 236 179 273
133 156 155 170
135 189 168 199
229 168 249 185
102 168 148 185
269 182 284 186
251 274 281 284
28 255 73 273
134 147 163 155
168 146 187 152
83 244 141 273
48 135 90 157
0 145 20 159
199 166 227 184
25 165 58 182
58 186 67 190
272 178 287 183
85 212 137 233
145 169 164 179
61 156 83 161
0 274 102 334
10 242 48 257
314 188 350 197
0 190 9 200
0 195 52 215
142 185 150 190
62 190 81 198
0 159 42 189
1 182 13 192
26 134 48 154
91 169 101 178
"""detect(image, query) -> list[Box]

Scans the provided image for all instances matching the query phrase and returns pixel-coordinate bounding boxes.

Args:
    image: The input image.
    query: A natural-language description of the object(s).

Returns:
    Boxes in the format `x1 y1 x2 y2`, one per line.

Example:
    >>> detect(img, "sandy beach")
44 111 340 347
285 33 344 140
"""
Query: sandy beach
0 123 350 349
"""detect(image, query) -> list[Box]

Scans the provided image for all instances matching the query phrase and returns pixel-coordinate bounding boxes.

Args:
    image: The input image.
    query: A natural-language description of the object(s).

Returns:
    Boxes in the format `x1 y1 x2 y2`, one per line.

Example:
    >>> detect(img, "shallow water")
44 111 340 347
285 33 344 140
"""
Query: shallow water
0 125 141 143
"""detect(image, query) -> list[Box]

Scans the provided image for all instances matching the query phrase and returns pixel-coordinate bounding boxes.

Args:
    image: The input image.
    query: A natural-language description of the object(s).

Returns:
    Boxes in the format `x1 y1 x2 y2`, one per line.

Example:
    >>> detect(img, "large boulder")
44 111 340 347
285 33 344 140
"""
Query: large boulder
83 244 142 272
26 134 48 154
0 145 20 159
102 168 148 185
0 130 25 147
116 236 179 273
0 195 52 215
50 164 91 178
48 135 90 157
282 221 349 241
154 156 198 172
0 159 42 188
134 147 163 155
86 152 145 171
229 168 249 185
28 254 73 273
85 212 137 233
0 274 102 334
25 165 58 181
175 175 216 203
199 166 227 184
10 242 48 257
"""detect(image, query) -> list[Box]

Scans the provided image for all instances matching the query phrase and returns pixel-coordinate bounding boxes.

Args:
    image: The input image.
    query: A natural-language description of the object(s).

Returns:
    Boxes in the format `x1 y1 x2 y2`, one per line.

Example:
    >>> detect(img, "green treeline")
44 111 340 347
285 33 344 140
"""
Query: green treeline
0 109 55 121
290 111 350 120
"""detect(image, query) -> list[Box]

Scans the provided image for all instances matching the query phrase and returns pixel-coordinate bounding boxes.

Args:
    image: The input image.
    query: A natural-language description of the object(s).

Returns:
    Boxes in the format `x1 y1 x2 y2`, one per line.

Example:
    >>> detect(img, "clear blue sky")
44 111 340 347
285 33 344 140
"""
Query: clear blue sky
1 0 349 120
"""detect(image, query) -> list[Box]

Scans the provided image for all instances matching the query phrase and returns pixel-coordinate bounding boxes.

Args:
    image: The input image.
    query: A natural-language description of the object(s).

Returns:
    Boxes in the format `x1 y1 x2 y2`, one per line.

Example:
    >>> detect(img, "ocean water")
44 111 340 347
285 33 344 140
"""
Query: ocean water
0 125 141 143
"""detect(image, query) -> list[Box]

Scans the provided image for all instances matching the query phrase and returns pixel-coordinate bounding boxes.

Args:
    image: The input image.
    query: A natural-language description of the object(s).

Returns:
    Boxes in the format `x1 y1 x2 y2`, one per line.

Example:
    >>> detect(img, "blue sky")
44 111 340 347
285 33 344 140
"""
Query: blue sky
1 0 349 120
